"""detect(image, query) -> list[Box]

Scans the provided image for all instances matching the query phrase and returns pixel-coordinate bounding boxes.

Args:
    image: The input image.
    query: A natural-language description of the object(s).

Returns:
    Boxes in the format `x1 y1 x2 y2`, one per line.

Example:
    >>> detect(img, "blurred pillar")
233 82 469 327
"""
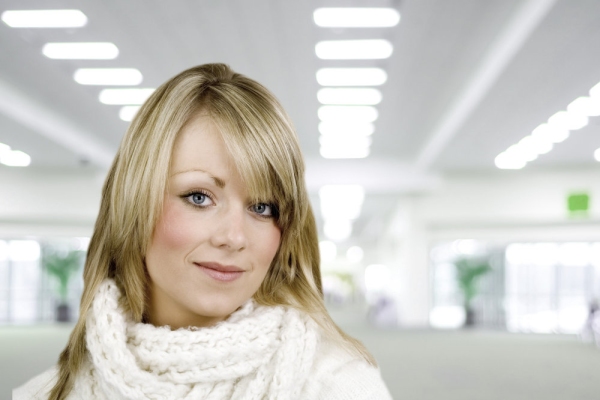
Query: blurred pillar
382 196 430 327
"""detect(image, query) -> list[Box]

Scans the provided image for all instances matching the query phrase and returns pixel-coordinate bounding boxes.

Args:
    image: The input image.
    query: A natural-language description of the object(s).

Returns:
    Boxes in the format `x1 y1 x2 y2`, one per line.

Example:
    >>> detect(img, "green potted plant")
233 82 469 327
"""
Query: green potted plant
454 257 491 327
42 246 84 322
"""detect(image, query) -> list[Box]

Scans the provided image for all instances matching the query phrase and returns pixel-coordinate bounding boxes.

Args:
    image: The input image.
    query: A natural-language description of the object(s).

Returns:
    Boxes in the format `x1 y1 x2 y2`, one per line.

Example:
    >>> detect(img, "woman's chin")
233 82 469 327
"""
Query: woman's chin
187 299 246 325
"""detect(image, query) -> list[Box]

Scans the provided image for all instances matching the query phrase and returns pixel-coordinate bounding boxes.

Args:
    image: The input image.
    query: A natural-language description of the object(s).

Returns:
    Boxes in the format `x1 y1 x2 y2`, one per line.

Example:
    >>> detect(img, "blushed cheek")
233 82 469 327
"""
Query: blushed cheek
152 200 191 254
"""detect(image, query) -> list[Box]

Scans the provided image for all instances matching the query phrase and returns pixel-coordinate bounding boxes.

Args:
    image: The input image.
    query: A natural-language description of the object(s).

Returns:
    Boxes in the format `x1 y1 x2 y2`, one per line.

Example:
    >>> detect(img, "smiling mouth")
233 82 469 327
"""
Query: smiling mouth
194 262 244 282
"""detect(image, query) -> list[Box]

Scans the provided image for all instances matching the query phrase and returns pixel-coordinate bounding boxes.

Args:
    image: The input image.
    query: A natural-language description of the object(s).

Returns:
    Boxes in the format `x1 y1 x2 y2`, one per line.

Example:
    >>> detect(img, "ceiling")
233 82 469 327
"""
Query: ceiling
1 0 599 243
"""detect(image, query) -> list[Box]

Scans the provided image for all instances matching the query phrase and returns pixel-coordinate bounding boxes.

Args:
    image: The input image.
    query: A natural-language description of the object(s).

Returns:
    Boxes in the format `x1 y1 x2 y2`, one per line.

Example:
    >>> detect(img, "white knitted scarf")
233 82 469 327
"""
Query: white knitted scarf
68 279 319 400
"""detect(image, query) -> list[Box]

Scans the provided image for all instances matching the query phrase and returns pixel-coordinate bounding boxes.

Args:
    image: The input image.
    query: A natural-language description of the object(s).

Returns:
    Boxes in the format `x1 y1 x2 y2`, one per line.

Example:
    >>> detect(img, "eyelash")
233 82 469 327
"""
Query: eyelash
180 190 278 220
252 203 277 219
180 190 214 208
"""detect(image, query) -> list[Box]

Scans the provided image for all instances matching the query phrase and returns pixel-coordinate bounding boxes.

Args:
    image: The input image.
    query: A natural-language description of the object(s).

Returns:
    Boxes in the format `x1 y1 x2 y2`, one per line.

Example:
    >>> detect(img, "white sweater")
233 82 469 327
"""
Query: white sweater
14 280 392 399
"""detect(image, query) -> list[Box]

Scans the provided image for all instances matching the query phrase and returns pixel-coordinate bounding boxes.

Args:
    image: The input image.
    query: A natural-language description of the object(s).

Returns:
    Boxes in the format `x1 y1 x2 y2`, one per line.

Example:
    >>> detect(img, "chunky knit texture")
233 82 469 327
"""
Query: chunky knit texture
65 279 318 399
14 279 393 399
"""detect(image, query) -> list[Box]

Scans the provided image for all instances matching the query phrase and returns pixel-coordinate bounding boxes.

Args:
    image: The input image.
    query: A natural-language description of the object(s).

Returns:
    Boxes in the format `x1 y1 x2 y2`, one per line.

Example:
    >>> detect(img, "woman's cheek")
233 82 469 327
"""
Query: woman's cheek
154 200 196 251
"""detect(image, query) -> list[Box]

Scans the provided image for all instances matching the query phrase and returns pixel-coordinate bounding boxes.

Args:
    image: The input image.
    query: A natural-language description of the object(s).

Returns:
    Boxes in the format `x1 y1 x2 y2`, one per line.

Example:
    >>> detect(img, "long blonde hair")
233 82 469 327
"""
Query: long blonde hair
49 63 375 400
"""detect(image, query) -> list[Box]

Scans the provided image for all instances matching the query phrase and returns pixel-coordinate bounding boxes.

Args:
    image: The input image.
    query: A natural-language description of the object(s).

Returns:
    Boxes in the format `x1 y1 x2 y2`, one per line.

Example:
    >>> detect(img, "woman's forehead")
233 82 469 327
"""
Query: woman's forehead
170 114 228 171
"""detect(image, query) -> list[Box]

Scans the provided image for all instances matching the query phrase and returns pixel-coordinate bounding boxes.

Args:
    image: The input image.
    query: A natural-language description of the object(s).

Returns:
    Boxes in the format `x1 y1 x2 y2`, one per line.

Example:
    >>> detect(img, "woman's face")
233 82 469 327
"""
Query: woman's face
145 112 281 329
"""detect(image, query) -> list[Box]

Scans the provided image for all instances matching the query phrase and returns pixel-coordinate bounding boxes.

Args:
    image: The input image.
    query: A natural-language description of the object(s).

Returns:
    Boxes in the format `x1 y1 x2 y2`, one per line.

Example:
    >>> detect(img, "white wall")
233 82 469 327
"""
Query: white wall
424 168 600 219
0 167 105 238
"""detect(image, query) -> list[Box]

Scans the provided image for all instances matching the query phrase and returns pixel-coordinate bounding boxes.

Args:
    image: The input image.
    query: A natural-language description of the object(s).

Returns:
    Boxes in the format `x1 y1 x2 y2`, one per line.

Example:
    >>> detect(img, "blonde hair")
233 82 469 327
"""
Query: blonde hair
49 63 375 400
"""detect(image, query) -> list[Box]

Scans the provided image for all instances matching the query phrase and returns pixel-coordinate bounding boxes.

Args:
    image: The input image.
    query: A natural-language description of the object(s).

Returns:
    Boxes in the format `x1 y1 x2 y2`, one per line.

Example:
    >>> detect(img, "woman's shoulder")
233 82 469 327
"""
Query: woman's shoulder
303 333 393 400
13 365 58 400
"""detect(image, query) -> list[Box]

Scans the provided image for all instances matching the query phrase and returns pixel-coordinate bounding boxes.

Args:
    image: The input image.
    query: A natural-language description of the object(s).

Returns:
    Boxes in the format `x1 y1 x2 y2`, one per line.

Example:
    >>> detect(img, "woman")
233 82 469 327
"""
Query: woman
15 64 392 399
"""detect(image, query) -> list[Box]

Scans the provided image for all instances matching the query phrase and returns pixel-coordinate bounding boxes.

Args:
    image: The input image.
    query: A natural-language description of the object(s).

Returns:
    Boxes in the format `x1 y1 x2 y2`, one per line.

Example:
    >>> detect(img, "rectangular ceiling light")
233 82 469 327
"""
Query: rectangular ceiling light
99 88 155 105
317 68 387 86
318 88 382 105
548 110 588 131
1 9 87 28
315 39 392 60
0 143 31 167
320 146 370 159
320 135 371 149
74 68 143 85
119 106 141 121
318 105 378 122
1 150 31 167
517 135 552 156
531 123 569 143
494 152 526 170
314 8 400 28
318 121 375 136
43 42 119 59
319 140 371 158
567 96 600 117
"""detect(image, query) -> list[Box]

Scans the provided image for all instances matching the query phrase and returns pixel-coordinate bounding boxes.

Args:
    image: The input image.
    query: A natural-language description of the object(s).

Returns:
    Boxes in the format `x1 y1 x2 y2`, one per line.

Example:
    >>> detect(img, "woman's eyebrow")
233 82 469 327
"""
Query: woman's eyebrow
171 168 226 188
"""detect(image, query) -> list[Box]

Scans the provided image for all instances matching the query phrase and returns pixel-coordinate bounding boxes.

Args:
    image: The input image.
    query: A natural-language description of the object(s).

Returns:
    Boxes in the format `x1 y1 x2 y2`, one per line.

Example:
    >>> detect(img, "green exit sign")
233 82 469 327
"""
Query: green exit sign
567 193 589 215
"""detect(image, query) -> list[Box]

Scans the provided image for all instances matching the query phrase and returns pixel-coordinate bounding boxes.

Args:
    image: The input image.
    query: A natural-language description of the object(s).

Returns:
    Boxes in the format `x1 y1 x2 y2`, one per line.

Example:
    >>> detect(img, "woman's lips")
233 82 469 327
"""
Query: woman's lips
194 262 244 282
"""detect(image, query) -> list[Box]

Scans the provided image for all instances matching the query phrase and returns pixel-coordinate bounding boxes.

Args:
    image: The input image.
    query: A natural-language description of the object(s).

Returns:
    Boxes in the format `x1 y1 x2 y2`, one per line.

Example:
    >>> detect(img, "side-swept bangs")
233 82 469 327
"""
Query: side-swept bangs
198 79 305 236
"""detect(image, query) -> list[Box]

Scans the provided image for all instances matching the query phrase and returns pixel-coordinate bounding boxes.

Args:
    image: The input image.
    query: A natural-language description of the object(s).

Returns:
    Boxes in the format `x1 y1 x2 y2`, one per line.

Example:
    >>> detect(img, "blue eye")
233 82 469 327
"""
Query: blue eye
252 203 272 216
191 193 206 205
183 191 213 207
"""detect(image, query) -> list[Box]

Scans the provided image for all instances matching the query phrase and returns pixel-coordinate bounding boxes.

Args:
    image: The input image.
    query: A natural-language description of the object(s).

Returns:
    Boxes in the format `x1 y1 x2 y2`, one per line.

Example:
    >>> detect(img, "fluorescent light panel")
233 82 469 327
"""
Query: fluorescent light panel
496 80 600 169
320 146 370 159
319 135 371 149
43 42 119 60
0 142 31 167
595 148 600 162
318 106 378 122
548 110 588 131
119 106 141 121
2 150 31 167
567 96 600 118
1 9 87 28
319 134 372 160
494 152 526 170
317 68 387 86
99 88 155 105
318 88 382 105
518 135 552 155
531 123 569 143
507 144 537 162
74 68 143 86
315 39 393 60
319 121 375 137
497 137 552 168
314 8 400 28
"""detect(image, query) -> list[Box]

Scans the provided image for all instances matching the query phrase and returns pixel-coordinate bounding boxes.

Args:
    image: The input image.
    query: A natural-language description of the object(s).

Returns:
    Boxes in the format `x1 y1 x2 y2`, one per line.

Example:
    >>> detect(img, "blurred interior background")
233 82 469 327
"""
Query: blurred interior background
2 0 600 398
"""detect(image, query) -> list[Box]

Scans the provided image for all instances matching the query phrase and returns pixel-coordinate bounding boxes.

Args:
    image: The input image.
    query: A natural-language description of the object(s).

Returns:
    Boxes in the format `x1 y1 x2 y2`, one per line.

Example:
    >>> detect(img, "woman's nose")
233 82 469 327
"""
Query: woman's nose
210 207 248 251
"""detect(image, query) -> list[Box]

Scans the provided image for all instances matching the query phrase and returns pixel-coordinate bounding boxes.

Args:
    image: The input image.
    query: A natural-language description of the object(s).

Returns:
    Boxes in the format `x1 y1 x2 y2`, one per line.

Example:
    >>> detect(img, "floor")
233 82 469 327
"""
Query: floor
331 303 600 400
3 308 600 399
